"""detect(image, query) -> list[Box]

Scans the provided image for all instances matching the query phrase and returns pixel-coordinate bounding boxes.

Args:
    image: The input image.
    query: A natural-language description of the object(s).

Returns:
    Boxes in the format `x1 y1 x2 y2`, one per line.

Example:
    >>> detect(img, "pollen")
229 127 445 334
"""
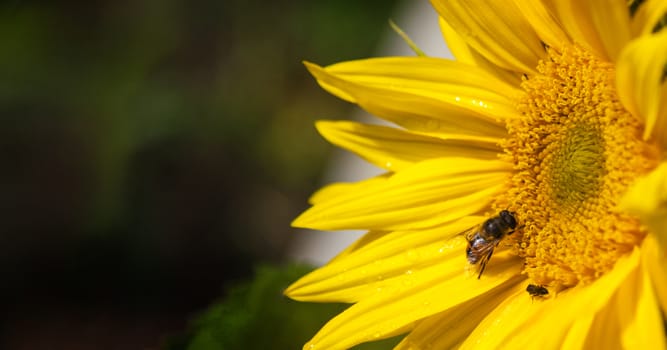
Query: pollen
496 45 660 287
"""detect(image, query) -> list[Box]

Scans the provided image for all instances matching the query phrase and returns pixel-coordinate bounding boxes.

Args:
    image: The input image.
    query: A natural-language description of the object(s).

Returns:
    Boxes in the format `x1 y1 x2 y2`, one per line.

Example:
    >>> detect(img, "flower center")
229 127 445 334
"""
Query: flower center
497 45 660 287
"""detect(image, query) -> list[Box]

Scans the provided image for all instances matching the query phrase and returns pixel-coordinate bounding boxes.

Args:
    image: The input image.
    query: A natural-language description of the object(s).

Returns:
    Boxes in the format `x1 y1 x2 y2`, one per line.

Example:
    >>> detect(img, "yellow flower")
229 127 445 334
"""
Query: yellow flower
286 1 667 349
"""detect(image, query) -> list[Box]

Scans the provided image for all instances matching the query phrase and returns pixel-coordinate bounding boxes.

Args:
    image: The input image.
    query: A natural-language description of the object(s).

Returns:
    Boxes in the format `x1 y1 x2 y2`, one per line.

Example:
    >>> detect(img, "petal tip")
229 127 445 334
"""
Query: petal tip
291 213 312 229
303 61 324 74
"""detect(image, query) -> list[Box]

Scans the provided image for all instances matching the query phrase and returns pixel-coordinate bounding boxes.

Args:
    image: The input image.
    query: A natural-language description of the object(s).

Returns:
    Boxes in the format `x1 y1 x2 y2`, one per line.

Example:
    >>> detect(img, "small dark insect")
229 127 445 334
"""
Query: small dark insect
464 210 518 279
526 284 549 298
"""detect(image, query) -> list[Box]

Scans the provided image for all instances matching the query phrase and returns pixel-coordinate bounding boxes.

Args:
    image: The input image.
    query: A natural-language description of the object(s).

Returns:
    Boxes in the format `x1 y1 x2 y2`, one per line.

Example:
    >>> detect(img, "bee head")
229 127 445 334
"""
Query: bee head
499 210 518 229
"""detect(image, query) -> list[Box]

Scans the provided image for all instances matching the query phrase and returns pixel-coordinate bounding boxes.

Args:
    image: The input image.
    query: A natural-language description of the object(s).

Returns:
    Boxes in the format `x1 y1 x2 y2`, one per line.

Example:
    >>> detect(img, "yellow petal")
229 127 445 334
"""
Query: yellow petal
641 234 667 317
437 16 475 64
509 0 571 53
573 240 666 349
548 0 617 58
617 237 667 350
619 162 667 247
430 0 545 74
551 0 630 61
292 157 511 231
616 30 667 149
578 297 621 349
327 230 387 264
588 0 632 61
298 239 523 350
563 313 599 349
459 283 544 350
395 281 519 350
461 247 640 349
310 57 520 108
308 175 389 205
305 58 520 138
315 120 502 172
437 17 522 86
286 216 485 302
632 0 667 36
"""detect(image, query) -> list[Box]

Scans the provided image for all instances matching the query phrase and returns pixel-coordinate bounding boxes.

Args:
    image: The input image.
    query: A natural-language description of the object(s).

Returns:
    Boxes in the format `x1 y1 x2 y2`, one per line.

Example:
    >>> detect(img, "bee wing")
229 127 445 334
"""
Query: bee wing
474 239 500 279
462 224 480 242
468 238 496 263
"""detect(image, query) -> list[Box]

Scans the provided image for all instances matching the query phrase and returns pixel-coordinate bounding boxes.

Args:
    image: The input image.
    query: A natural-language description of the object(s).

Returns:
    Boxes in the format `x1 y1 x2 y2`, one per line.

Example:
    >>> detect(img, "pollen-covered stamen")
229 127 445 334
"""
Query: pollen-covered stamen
497 45 659 287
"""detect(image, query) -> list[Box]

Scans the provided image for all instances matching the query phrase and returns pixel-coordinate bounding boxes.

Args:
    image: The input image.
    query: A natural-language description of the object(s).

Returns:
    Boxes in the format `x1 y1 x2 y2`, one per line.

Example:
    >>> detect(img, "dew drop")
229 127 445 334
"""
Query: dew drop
385 161 393 169
438 242 454 253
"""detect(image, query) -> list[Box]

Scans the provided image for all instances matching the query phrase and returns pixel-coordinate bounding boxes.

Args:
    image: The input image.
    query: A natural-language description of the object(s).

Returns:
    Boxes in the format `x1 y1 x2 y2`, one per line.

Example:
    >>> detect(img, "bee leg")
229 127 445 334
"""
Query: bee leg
476 250 493 279
477 261 486 279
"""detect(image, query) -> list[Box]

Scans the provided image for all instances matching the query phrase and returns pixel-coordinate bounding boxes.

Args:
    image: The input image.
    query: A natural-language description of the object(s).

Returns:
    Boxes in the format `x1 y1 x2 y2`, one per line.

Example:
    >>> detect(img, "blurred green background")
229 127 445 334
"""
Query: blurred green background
0 0 401 348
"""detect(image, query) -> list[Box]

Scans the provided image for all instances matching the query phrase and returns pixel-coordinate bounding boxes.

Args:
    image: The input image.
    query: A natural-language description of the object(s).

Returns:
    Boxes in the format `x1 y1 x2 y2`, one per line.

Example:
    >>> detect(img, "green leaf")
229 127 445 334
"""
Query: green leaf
167 264 401 350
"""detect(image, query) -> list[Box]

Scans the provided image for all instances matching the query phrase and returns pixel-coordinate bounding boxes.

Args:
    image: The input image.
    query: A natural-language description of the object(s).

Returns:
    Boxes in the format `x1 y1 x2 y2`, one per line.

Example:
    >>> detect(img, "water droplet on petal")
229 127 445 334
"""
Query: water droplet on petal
438 242 454 253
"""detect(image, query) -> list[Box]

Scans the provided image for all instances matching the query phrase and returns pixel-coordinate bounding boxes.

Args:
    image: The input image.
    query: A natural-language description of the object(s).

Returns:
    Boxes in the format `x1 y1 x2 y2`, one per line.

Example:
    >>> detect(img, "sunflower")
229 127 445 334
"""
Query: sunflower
286 0 667 349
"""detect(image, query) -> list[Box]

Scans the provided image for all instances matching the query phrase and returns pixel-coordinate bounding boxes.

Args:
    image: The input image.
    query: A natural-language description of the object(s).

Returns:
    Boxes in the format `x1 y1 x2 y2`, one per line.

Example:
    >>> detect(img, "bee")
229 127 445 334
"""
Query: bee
465 210 518 279
526 284 549 298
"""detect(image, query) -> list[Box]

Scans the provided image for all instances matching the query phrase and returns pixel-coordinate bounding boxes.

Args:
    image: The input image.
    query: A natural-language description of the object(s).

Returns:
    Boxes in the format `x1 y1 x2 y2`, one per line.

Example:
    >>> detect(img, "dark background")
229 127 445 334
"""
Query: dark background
0 0 400 348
